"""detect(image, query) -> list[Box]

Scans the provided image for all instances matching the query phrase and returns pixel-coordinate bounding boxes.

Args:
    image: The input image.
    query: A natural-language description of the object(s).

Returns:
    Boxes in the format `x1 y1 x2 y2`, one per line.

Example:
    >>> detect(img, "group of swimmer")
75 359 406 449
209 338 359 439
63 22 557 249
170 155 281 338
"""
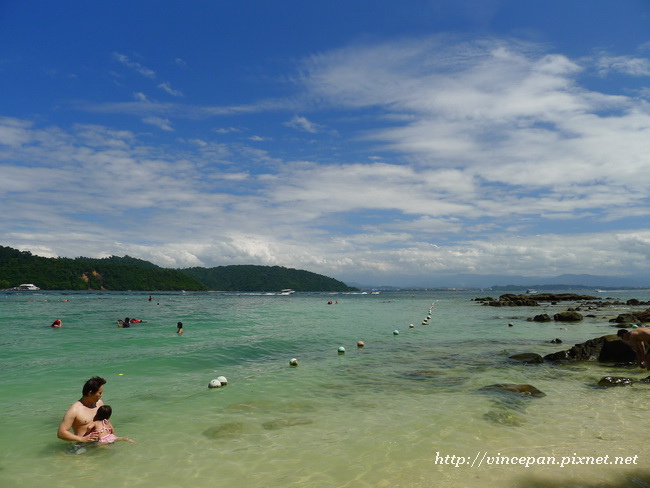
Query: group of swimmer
57 376 134 451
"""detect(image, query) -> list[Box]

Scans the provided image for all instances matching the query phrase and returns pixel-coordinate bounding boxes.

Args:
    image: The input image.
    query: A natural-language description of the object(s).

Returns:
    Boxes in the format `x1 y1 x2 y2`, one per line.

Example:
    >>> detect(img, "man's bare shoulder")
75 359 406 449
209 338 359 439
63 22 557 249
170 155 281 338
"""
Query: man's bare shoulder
631 328 650 339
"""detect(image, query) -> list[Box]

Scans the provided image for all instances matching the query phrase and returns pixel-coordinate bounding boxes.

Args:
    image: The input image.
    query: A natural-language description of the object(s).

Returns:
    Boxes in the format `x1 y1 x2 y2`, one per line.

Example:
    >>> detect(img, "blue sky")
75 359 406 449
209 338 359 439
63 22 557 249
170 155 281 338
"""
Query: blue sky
1 1 650 287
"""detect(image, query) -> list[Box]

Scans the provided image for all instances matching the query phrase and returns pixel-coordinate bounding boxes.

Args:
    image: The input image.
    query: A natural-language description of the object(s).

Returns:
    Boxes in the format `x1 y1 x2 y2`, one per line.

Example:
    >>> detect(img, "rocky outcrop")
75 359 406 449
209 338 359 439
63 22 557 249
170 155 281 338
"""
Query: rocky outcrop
610 309 650 324
543 334 635 363
475 293 598 307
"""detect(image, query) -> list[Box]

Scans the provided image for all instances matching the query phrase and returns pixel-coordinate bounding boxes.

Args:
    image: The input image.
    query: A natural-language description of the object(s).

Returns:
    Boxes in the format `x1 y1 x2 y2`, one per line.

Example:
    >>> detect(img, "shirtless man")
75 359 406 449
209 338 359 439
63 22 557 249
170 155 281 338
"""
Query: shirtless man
617 328 650 370
57 376 106 442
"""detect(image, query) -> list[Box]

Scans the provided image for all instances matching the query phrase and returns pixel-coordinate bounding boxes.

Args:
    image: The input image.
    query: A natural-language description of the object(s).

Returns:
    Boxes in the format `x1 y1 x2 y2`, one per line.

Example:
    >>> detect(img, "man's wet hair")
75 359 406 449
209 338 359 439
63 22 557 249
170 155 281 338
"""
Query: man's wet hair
82 376 106 396
617 329 630 338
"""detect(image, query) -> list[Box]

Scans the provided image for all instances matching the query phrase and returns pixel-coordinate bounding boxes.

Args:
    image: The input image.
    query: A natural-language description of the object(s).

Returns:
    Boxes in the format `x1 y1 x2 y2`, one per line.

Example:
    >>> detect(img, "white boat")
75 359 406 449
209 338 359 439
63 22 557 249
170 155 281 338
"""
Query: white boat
526 289 537 294
279 289 295 295
14 283 40 291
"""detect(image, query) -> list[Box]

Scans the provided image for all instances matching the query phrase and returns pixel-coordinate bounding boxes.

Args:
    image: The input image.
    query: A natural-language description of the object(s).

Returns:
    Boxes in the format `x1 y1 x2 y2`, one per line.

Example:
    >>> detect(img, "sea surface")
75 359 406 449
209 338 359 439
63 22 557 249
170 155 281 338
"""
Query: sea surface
1 289 650 488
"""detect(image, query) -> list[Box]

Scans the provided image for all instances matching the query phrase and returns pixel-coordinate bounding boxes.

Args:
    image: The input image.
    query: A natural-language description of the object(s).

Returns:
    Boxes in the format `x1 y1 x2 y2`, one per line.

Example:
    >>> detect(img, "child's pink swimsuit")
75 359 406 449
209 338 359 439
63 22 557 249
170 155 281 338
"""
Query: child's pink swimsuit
97 420 118 443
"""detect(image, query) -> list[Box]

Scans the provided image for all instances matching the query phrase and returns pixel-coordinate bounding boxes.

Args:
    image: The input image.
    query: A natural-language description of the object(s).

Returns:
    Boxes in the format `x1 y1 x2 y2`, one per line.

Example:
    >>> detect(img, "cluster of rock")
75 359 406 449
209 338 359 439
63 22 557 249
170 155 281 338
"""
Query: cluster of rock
474 293 598 307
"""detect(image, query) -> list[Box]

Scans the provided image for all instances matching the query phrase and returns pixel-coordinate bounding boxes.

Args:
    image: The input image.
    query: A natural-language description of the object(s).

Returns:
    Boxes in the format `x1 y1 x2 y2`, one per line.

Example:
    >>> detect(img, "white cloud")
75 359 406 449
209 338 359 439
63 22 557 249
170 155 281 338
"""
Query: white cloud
285 115 322 133
596 54 650 77
142 116 174 131
3 36 650 285
113 52 156 79
158 82 184 97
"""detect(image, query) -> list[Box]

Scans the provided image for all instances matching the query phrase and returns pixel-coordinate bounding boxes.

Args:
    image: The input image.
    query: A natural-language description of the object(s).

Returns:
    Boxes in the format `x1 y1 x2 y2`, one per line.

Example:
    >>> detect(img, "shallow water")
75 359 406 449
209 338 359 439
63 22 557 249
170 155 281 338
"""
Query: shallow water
1 290 649 488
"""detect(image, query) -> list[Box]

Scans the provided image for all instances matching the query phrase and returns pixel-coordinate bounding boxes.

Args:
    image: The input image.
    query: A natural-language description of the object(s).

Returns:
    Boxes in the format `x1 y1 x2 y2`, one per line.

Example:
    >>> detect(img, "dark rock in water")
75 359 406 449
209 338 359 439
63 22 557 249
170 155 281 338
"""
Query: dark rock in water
478 293 597 308
597 376 634 387
550 338 562 344
543 335 636 363
611 313 639 324
508 353 543 364
553 311 583 322
640 376 650 383
479 383 546 397
261 417 314 430
483 409 524 427
203 422 245 439
533 314 552 322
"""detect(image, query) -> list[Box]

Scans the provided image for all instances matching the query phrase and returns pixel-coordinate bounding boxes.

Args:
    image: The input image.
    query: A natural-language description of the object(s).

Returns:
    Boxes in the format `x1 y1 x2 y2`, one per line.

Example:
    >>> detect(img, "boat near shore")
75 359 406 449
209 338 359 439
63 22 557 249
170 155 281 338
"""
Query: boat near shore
13 283 40 291
279 289 295 295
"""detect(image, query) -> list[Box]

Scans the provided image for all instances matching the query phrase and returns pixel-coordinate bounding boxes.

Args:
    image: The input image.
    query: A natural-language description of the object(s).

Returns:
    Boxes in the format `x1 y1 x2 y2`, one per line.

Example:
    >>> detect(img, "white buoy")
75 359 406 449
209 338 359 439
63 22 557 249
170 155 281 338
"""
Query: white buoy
216 375 228 385
208 379 222 389
289 358 299 366
393 329 399 335
409 323 415 328
338 346 346 353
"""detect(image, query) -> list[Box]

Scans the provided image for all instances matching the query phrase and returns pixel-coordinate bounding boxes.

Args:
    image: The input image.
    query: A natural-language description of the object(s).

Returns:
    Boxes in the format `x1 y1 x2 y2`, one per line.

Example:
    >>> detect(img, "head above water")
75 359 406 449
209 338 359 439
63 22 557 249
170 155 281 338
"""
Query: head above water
93 405 112 421
82 376 106 397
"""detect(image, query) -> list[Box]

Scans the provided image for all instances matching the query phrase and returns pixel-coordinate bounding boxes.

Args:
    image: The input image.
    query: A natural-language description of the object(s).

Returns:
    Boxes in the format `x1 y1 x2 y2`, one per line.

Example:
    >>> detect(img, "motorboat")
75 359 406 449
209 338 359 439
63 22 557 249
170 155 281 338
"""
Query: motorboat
279 289 295 295
14 283 40 291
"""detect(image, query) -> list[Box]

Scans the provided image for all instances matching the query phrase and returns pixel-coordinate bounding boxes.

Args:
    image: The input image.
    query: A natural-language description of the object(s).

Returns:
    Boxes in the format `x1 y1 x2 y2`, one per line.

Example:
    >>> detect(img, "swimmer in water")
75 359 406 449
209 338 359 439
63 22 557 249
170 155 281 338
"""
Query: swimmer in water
86 405 135 444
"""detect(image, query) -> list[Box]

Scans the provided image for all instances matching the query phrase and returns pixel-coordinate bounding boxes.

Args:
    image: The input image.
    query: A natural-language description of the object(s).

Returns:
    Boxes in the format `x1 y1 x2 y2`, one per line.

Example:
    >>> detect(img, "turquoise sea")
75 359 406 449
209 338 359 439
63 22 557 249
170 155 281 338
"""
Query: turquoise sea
1 289 650 488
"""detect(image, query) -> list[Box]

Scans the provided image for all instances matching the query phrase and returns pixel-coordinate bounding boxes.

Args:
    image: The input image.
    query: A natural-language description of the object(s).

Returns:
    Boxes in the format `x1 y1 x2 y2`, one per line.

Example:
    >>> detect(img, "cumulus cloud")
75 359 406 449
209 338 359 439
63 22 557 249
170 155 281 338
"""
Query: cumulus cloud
3 36 650 285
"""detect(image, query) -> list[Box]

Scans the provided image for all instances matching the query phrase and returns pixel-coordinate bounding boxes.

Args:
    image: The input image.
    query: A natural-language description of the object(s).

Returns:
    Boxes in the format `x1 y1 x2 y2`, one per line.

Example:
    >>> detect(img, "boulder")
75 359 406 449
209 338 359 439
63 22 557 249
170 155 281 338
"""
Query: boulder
611 313 639 324
533 314 552 322
553 311 583 322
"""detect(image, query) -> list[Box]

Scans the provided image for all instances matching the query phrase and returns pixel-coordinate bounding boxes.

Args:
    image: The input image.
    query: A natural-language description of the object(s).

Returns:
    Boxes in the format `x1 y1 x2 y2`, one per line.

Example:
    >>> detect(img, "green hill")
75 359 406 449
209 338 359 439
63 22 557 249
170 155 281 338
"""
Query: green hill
0 246 206 291
180 264 357 292
0 246 357 292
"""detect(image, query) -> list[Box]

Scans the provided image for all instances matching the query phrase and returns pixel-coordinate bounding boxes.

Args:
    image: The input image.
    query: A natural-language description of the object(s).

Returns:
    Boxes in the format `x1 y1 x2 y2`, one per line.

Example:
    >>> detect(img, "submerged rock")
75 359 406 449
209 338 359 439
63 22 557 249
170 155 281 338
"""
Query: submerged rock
202 422 245 439
261 417 313 430
508 353 544 364
483 409 524 427
479 383 546 397
597 376 634 387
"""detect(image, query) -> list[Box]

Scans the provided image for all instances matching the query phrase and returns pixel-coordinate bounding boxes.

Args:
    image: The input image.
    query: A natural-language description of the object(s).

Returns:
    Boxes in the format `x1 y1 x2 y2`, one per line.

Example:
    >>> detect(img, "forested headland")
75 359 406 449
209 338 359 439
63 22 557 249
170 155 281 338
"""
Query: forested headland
0 246 357 292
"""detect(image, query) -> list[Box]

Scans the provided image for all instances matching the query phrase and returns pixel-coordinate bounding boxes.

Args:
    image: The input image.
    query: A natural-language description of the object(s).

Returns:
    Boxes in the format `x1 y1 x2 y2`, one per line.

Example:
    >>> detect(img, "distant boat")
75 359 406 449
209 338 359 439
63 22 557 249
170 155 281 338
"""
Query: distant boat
14 283 40 291
279 289 295 295
526 289 537 294
370 290 381 295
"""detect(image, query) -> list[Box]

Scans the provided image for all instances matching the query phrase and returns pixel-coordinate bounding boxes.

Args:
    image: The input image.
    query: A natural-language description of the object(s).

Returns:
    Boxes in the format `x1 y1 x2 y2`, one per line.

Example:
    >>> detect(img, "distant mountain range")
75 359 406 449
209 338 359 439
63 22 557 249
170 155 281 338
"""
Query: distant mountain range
349 273 650 290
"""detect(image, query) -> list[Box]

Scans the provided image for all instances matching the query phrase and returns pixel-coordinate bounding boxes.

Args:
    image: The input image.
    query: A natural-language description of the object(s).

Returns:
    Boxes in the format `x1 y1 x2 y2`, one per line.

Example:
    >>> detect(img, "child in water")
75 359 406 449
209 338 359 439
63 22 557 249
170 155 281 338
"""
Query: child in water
86 405 135 444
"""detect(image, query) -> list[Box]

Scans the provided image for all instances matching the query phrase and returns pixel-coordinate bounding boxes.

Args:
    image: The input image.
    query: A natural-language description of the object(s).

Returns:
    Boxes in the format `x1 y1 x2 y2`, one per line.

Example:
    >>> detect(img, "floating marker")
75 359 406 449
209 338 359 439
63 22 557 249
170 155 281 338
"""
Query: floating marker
289 358 299 366
216 375 228 385
208 379 222 389
393 329 399 335
338 346 346 353
357 341 365 347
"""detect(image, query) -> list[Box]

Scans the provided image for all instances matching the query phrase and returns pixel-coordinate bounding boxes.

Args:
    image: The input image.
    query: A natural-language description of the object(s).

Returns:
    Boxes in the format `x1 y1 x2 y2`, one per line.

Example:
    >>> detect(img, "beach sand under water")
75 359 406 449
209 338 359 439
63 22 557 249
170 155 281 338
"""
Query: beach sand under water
1 290 649 488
